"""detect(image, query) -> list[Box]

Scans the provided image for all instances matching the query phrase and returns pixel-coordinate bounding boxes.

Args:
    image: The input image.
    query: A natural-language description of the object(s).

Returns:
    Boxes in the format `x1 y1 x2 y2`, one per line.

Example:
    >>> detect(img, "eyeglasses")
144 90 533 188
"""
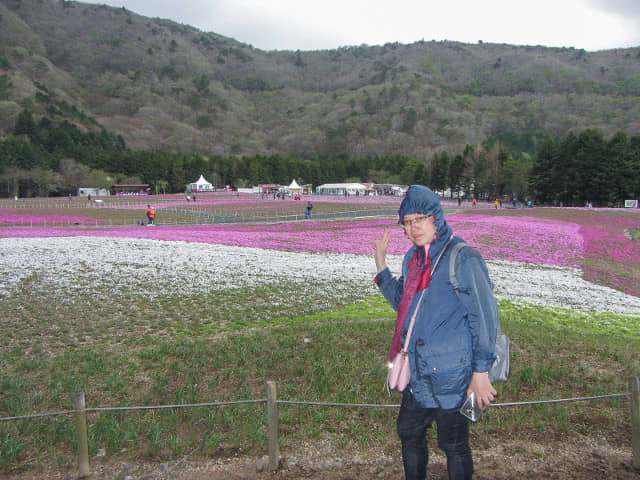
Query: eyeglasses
400 214 433 228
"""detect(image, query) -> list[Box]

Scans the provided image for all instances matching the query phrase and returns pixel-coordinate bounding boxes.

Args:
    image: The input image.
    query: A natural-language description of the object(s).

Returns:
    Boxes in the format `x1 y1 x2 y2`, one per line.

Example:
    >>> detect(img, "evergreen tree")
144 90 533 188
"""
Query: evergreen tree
13 110 37 138
430 152 449 194
575 129 607 206
606 131 631 203
448 154 465 198
529 137 556 204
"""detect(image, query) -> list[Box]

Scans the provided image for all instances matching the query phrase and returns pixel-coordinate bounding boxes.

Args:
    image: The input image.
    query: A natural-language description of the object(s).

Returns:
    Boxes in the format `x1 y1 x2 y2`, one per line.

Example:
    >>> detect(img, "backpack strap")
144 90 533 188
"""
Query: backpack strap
448 241 467 292
450 240 502 336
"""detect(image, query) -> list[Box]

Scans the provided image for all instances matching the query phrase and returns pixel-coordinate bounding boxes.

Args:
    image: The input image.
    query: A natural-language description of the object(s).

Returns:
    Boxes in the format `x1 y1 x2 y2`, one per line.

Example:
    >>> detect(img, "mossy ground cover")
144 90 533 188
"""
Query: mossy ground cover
1 285 637 473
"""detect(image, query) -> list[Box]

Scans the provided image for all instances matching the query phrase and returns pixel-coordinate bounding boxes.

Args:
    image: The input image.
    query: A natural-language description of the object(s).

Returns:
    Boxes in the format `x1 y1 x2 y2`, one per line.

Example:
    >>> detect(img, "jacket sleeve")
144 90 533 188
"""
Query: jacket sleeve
374 267 405 312
455 248 498 373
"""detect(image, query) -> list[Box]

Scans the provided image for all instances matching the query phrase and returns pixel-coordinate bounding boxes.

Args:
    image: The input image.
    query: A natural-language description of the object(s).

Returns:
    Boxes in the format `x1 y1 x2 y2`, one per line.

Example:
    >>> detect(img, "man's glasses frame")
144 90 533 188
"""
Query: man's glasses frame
400 214 433 228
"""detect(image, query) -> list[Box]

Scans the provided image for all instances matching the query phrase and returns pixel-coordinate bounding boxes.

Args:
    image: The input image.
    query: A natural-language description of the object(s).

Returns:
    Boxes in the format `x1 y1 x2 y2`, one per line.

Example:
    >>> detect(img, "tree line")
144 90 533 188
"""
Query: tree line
0 110 638 206
530 129 640 207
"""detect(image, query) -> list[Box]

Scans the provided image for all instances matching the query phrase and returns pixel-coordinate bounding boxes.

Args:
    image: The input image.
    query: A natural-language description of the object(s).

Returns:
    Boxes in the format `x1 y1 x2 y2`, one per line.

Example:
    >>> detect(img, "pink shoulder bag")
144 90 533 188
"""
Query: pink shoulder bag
386 236 452 392
386 289 425 392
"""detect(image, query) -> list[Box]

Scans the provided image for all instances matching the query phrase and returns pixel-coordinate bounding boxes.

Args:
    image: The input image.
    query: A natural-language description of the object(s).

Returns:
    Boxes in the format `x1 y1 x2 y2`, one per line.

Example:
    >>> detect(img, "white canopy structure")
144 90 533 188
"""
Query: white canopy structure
316 183 367 196
287 179 302 192
189 175 214 192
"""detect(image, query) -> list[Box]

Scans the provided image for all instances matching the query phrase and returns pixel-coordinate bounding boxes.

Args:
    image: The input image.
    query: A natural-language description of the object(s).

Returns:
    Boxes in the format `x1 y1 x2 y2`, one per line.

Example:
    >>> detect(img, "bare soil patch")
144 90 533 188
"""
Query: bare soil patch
3 435 637 480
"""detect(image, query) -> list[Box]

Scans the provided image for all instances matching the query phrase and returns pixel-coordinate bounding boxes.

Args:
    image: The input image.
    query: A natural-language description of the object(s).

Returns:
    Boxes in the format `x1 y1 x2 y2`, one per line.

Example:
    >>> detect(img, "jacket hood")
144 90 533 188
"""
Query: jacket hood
399 185 453 257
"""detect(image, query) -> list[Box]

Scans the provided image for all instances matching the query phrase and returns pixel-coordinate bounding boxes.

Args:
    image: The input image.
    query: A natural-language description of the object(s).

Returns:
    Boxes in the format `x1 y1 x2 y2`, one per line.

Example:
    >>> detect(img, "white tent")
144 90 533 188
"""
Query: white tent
287 179 302 192
316 183 367 196
189 175 214 192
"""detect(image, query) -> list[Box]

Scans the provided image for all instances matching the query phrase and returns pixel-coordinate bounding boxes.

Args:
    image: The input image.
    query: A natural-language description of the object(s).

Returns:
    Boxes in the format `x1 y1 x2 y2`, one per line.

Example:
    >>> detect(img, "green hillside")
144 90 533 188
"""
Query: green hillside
1 0 639 159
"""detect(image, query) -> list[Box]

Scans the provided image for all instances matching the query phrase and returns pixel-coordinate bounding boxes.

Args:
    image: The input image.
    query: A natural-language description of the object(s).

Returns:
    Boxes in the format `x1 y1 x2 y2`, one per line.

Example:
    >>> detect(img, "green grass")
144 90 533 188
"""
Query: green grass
1 286 638 473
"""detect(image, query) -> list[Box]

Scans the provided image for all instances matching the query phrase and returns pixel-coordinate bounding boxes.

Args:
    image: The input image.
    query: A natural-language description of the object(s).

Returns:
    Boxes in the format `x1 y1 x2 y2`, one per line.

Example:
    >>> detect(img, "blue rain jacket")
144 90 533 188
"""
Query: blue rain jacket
375 186 498 409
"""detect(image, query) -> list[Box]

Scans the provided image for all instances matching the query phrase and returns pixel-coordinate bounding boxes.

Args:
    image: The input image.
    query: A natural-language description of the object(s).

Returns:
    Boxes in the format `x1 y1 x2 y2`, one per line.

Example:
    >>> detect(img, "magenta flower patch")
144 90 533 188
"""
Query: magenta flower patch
0 209 104 226
448 214 583 267
0 220 412 255
1 207 637 297
0 214 584 267
580 216 640 297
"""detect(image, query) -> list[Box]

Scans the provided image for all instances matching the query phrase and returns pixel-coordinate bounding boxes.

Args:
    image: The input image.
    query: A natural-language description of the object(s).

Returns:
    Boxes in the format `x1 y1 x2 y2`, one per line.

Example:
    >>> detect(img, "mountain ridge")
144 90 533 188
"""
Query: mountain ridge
1 0 639 159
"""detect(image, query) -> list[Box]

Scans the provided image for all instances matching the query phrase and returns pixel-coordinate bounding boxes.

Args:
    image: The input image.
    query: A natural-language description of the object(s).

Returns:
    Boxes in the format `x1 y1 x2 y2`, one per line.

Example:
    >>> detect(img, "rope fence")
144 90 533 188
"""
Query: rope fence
0 399 268 422
1 378 638 476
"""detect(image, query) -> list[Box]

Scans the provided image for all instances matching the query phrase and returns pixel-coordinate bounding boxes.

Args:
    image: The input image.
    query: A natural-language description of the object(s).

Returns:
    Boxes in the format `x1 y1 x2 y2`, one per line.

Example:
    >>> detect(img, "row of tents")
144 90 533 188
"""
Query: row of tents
188 175 408 197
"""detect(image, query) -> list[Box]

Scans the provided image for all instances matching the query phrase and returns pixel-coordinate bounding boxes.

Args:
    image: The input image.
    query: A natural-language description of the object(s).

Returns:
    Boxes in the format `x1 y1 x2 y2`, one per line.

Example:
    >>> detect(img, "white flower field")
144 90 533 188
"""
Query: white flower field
2 236 639 315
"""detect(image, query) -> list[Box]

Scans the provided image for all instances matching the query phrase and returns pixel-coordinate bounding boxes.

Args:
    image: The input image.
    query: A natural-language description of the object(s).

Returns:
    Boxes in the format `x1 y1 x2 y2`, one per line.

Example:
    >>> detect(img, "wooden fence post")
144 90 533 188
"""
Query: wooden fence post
632 377 640 470
74 392 90 478
266 381 280 471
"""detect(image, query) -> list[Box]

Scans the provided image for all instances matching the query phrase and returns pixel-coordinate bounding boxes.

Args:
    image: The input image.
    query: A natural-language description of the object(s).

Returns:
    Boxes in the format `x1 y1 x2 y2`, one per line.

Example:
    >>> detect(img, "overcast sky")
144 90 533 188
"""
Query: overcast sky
80 0 640 52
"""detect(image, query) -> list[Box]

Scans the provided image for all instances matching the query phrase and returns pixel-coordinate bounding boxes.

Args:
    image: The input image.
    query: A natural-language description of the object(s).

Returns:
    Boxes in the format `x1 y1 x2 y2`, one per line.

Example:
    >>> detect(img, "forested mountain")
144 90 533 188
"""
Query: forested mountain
0 0 639 205
1 0 640 159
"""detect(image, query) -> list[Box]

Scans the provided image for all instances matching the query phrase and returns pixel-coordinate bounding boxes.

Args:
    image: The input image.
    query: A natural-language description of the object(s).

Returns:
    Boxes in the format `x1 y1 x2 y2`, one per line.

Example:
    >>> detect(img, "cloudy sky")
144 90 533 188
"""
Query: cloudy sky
80 0 640 52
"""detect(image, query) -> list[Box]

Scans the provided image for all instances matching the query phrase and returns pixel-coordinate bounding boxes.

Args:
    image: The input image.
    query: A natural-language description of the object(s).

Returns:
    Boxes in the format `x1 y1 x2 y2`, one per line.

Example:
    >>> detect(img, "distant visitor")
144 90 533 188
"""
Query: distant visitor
146 205 156 225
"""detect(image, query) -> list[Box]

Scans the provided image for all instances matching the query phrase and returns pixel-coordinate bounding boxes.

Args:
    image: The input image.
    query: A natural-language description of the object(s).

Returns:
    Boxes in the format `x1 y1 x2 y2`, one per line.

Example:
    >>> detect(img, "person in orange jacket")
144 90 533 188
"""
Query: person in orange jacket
146 205 156 225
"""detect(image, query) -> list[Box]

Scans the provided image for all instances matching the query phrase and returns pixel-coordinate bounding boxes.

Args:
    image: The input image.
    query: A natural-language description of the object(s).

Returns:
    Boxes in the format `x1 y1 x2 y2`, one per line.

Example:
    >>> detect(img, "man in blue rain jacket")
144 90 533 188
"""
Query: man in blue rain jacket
374 185 498 480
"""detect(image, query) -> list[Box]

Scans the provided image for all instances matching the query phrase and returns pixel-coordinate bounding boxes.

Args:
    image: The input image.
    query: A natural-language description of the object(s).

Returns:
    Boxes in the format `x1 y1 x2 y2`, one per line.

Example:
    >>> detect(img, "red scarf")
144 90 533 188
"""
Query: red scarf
388 246 431 362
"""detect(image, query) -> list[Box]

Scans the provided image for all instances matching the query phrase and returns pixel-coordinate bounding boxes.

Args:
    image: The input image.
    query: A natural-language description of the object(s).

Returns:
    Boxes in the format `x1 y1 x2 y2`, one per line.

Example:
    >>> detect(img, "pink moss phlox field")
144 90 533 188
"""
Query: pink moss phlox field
0 220 411 255
448 214 583 267
4 210 640 296
0 209 104 226
0 213 584 267
580 216 640 297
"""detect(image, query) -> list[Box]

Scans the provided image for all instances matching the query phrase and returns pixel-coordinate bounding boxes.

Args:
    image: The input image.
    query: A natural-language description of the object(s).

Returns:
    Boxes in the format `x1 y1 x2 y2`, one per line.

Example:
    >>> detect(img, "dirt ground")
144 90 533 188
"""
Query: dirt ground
3 435 637 480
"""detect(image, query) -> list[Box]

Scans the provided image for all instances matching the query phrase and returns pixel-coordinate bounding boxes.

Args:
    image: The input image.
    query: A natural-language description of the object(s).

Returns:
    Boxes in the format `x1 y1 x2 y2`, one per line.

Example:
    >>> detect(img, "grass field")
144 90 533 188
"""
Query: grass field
0 195 638 478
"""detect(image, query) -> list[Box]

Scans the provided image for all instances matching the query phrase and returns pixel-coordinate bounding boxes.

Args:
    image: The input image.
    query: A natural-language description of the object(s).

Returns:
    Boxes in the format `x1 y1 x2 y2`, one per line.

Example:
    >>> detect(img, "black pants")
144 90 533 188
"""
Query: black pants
397 391 473 480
